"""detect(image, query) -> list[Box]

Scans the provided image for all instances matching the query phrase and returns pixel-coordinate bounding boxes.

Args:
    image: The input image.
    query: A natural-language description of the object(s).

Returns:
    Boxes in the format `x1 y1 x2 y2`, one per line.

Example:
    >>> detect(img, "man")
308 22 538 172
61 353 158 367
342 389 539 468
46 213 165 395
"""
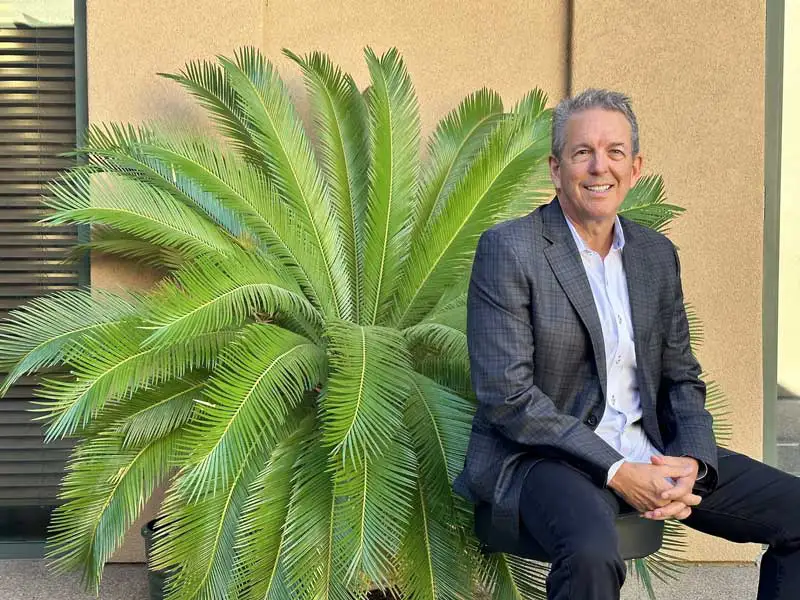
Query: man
454 88 800 599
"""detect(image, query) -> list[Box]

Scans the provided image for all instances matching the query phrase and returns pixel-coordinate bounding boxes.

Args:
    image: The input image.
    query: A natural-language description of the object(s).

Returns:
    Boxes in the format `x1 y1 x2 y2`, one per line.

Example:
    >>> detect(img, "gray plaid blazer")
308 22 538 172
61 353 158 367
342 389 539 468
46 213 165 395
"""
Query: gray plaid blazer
453 198 718 543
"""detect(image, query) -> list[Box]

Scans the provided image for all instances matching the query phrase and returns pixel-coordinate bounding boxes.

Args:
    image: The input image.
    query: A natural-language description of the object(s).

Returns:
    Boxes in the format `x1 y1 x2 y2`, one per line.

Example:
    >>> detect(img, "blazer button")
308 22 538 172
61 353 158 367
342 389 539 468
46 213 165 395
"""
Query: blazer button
585 415 598 427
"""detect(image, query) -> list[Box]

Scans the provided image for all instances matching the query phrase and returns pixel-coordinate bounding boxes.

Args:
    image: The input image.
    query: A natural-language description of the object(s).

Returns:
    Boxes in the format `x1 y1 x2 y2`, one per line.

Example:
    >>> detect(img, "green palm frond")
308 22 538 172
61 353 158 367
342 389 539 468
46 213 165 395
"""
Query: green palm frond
480 551 548 600
321 319 413 465
705 377 733 447
404 374 473 517
404 322 468 368
280 431 349 600
178 324 325 498
361 47 420 326
73 225 185 270
426 280 468 322
284 49 370 325
413 88 504 237
392 101 550 329
159 60 268 170
152 429 274 600
686 302 704 352
97 376 205 447
397 479 472 600
38 326 234 441
0 288 139 394
231 416 312 600
619 175 684 234
141 252 322 348
639 521 689 590
136 135 327 306
512 89 549 123
631 556 657 600
405 322 471 398
501 91 553 219
47 430 179 592
333 428 416 589
76 123 249 240
221 47 352 321
43 170 239 260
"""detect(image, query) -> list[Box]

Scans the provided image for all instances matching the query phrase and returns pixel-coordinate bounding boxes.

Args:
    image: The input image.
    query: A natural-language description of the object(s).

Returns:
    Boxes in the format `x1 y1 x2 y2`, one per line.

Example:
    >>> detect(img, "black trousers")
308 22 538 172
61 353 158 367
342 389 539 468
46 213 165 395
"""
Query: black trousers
519 448 800 600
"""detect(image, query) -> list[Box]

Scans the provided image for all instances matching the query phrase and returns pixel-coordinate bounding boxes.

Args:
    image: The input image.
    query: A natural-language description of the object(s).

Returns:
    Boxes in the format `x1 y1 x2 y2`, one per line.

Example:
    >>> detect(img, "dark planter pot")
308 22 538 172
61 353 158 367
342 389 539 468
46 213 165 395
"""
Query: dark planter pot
366 590 400 600
141 520 399 600
141 519 167 600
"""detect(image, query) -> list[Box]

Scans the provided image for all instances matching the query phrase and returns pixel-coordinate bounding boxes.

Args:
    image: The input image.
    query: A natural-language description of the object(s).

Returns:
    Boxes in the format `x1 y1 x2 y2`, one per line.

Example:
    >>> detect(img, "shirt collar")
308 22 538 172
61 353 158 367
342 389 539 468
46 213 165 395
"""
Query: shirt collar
564 213 626 254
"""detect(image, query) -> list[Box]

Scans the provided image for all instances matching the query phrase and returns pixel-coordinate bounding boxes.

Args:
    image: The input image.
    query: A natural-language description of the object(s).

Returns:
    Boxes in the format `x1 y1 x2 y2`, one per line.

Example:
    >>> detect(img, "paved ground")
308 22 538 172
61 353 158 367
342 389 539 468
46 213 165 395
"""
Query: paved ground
621 564 759 600
0 560 760 599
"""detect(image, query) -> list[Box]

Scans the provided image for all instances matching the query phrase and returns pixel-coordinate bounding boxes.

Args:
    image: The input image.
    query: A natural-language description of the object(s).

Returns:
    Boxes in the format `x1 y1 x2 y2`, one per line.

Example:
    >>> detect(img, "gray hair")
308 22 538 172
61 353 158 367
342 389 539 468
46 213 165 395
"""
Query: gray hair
551 88 640 159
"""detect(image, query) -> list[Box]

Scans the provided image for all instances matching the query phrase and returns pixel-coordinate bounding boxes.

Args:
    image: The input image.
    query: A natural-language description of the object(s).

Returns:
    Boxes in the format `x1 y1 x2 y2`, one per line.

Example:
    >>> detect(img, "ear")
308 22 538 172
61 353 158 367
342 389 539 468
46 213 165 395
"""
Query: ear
549 155 561 191
630 154 643 187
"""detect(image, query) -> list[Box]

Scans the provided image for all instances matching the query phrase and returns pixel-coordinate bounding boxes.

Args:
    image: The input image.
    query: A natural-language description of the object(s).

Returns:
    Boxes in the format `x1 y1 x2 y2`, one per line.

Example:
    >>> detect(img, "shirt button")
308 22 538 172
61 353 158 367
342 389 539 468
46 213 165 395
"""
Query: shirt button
617 315 622 324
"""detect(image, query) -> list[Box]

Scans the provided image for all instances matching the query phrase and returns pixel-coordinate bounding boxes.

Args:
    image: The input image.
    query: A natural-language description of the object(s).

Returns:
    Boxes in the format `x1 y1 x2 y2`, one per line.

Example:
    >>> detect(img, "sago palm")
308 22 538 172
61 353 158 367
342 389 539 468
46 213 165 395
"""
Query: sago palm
0 47 728 600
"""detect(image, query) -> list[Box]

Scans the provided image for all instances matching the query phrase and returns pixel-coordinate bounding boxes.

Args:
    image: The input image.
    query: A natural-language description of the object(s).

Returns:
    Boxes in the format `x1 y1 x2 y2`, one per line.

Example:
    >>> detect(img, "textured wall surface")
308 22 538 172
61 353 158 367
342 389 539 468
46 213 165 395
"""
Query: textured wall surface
571 0 766 563
263 0 569 137
779 0 800 396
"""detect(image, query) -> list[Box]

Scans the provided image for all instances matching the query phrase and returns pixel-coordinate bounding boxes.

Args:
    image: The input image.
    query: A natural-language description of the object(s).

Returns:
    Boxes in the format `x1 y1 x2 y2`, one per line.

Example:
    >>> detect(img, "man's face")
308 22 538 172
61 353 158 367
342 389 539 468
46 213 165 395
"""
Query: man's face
549 107 642 225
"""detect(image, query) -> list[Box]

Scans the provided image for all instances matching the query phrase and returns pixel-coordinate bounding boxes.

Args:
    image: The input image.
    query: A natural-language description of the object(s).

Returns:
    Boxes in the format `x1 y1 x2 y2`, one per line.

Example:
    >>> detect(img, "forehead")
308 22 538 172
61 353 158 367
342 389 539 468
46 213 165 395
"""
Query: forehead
564 108 632 147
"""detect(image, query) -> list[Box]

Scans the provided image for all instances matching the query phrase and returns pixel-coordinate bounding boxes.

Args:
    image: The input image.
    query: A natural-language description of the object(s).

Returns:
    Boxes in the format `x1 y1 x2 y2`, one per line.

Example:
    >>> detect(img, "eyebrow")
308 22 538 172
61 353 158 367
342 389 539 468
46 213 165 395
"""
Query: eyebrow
569 141 628 152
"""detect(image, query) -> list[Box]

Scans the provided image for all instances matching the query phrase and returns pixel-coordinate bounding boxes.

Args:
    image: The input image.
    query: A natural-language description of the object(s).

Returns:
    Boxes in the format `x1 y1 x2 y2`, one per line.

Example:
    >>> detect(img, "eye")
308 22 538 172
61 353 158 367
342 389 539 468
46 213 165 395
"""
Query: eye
573 148 590 159
609 148 625 157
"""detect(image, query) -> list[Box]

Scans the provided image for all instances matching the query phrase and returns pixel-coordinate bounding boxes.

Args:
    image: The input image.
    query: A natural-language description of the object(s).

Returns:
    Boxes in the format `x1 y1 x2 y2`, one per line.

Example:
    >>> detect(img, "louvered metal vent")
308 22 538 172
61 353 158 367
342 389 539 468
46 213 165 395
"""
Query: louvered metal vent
0 24 77 511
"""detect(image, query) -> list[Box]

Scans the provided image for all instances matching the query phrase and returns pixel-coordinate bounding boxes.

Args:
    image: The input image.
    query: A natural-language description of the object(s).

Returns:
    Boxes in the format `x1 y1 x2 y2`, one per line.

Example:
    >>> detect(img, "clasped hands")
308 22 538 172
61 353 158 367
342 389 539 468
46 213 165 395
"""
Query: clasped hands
608 455 701 521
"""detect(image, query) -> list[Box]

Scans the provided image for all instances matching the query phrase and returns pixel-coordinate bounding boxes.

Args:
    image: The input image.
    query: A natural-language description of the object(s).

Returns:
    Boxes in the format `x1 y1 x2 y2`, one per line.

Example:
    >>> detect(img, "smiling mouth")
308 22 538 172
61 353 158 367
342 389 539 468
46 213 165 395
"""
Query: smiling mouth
584 184 612 192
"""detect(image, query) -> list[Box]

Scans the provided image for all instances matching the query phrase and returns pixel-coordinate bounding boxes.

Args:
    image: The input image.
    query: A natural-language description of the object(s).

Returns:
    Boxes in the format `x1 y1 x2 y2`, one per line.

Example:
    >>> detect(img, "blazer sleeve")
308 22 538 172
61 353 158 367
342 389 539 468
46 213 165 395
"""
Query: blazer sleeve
660 243 718 493
467 229 624 486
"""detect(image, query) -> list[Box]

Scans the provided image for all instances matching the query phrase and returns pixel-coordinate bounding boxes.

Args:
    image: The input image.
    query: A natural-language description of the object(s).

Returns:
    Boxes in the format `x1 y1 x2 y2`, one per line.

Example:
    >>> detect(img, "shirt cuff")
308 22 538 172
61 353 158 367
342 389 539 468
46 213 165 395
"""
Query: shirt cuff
682 455 708 480
607 458 626 485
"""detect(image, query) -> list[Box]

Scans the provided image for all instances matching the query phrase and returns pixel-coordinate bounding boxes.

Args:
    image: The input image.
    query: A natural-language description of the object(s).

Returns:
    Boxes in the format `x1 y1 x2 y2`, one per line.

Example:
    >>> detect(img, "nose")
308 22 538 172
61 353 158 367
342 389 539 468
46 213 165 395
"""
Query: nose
589 151 609 174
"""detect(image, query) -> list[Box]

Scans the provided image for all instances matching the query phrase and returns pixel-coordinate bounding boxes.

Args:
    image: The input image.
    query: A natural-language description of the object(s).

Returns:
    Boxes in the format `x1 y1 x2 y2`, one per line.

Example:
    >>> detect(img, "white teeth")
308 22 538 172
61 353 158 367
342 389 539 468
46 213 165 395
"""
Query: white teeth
586 185 612 191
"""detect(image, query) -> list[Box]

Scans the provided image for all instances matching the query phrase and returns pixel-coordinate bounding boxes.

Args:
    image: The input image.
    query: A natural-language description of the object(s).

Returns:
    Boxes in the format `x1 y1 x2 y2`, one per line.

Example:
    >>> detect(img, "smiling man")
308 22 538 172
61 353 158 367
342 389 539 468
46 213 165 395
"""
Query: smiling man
454 89 800 599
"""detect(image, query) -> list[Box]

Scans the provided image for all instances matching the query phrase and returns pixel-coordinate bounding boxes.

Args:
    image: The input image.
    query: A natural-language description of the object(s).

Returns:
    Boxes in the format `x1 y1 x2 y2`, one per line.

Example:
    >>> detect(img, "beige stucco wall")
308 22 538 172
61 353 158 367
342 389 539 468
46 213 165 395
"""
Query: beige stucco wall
86 0 265 562
85 0 769 566
571 0 765 563
263 0 568 137
779 0 800 397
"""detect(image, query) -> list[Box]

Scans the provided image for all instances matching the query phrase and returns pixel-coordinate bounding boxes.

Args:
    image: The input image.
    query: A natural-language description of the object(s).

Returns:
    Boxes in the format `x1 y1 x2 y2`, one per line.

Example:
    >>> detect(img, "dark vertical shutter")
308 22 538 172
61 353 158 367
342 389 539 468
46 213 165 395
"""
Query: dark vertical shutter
0 24 78 509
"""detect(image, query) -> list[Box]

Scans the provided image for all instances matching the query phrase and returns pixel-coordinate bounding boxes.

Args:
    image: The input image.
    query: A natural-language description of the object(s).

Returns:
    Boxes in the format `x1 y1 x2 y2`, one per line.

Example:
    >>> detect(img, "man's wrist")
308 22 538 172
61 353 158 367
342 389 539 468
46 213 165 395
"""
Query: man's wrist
607 458 626 486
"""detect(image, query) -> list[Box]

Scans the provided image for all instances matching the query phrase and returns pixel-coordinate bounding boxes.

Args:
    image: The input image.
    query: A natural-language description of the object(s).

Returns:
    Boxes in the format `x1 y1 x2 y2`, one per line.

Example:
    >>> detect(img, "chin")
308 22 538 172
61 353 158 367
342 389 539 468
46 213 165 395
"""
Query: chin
584 206 618 221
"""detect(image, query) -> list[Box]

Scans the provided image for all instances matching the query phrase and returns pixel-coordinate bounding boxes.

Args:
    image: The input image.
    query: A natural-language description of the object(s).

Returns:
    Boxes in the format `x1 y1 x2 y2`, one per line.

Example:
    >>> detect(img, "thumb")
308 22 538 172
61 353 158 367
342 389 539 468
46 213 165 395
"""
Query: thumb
650 455 666 466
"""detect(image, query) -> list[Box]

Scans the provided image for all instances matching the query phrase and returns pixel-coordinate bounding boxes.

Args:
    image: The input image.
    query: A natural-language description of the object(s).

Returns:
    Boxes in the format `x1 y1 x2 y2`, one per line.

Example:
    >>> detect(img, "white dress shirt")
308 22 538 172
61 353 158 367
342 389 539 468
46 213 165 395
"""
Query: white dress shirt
564 215 663 483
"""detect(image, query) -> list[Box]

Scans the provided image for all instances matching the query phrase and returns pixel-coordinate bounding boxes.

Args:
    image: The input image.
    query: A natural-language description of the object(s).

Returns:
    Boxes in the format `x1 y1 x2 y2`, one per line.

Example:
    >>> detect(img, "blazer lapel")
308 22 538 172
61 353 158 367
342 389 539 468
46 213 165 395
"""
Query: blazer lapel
620 220 659 376
541 200 608 400
620 222 658 347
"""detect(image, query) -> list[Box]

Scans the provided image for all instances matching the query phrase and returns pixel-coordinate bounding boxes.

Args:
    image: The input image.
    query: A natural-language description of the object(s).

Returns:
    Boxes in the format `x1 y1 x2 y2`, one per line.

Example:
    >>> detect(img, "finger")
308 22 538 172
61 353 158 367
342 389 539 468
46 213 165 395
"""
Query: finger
643 501 688 520
657 464 695 480
660 478 693 500
680 493 702 507
652 454 695 469
676 506 692 520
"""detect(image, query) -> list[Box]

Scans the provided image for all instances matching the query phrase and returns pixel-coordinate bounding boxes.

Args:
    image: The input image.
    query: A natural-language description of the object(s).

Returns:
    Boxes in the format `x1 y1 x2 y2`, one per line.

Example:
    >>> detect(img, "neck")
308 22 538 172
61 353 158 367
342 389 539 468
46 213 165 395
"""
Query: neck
562 209 616 257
